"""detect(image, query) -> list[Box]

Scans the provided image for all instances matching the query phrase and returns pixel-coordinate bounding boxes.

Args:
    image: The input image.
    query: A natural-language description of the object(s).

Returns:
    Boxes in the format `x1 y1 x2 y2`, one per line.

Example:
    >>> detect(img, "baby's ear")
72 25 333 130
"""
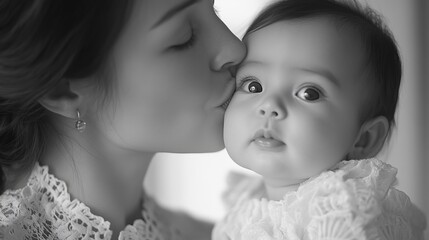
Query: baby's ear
348 116 389 159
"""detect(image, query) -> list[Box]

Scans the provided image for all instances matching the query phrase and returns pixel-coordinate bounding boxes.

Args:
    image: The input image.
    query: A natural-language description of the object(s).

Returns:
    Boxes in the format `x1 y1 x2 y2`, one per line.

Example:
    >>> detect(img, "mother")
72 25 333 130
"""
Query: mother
0 0 245 239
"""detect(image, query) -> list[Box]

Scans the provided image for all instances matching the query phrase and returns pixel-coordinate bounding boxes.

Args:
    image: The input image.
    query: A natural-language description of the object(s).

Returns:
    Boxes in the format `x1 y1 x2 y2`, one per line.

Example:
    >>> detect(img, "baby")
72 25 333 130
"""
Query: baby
213 0 427 239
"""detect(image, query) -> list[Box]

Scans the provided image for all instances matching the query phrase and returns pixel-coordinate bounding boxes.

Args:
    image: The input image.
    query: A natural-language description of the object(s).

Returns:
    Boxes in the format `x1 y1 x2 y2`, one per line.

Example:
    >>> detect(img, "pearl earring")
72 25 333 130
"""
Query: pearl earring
75 110 87 133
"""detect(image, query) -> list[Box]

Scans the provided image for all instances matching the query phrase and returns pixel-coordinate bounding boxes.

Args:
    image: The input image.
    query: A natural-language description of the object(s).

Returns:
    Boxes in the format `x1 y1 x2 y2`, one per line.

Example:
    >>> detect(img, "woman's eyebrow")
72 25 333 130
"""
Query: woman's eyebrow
151 0 201 29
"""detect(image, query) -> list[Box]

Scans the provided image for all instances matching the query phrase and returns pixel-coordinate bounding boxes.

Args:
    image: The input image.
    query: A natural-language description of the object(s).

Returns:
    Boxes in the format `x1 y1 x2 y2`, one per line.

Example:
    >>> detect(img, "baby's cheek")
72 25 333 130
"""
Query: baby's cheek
224 113 251 166
224 113 241 149
286 132 336 177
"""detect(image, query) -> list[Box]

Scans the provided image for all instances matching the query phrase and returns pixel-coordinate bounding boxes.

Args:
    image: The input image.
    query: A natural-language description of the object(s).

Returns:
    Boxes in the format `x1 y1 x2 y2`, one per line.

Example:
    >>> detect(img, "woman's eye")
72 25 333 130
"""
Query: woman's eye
296 87 322 101
238 78 263 93
170 31 196 51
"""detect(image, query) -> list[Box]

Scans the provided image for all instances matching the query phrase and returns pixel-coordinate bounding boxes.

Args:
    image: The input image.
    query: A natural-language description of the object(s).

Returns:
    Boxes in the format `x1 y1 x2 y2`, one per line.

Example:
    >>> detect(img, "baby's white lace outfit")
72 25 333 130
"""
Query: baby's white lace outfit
212 158 427 240
0 162 174 240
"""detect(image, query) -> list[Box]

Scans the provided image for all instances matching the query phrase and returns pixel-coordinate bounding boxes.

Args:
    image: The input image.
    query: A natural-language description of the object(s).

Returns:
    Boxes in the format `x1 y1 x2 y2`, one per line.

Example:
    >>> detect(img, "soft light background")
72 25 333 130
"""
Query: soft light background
145 0 428 238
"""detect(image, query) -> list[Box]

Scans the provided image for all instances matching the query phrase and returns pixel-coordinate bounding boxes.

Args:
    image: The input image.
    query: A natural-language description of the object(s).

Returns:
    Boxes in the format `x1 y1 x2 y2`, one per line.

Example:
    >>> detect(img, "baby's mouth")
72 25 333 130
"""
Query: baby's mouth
254 137 285 148
252 129 285 149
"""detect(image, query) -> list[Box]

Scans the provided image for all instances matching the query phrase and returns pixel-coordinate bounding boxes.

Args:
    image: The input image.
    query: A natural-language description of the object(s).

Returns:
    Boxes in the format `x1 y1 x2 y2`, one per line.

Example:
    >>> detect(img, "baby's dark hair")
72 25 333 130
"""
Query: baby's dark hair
244 0 401 134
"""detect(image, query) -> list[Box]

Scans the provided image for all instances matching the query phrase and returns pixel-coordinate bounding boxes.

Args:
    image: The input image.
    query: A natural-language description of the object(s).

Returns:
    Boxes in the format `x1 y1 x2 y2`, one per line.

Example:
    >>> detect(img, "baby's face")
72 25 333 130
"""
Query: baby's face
224 17 370 185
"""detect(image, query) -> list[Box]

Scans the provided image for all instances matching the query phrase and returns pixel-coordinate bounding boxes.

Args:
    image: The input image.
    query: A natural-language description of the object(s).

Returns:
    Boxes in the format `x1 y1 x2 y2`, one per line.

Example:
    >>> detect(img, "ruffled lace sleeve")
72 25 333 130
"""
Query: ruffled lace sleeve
304 159 426 240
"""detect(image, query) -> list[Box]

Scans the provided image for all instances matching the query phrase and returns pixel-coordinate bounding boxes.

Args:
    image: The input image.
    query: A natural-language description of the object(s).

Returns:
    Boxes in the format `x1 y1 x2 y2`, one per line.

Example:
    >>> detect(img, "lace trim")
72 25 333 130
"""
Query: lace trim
213 158 423 240
0 162 166 240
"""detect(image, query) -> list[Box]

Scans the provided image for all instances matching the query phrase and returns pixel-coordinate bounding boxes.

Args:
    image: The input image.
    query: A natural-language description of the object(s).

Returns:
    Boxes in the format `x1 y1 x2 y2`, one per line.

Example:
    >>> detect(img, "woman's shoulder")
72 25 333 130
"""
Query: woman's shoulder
0 162 185 240
0 162 113 239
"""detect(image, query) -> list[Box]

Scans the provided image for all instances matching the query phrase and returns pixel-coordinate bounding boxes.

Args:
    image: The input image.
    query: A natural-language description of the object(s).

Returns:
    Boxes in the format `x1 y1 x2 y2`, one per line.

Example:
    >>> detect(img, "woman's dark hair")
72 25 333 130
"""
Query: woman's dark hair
245 0 402 134
0 0 133 192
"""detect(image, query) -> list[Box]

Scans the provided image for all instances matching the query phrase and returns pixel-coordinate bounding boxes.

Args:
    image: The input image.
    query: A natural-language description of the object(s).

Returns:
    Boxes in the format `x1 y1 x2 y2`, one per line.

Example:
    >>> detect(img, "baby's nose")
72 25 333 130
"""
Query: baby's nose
257 100 286 120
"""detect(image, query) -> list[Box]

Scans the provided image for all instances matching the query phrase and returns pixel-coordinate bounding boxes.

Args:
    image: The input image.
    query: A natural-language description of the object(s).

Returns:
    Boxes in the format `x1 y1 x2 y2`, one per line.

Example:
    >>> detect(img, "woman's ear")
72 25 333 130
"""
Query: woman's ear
38 79 89 119
348 116 389 159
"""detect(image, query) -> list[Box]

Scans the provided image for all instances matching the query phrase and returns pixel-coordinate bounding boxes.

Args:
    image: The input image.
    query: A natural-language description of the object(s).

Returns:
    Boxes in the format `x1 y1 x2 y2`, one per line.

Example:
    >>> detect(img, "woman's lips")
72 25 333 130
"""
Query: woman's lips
221 96 232 109
216 80 236 109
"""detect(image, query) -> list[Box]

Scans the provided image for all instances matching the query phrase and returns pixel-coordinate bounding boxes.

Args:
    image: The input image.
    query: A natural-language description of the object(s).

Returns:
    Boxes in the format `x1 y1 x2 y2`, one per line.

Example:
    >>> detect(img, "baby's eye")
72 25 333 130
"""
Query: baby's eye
238 78 263 93
248 81 263 93
296 87 322 101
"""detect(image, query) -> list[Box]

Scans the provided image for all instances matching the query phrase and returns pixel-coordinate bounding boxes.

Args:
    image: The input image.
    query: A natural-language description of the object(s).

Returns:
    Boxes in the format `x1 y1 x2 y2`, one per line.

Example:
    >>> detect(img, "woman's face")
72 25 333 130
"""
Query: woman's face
88 0 245 153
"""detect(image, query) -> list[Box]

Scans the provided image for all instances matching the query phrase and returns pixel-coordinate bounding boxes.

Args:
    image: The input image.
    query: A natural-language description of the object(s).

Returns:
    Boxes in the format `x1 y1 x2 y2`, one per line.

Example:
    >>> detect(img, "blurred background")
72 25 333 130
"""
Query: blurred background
145 0 428 238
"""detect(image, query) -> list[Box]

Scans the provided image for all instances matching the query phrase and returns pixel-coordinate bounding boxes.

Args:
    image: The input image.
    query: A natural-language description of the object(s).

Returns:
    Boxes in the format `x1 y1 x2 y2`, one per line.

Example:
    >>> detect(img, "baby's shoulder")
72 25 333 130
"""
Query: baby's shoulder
378 187 427 239
304 158 426 239
307 158 403 215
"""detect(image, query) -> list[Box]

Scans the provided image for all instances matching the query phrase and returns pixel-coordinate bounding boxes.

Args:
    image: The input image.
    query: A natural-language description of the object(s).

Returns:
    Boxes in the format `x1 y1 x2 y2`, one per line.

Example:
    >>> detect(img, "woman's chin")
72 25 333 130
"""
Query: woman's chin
188 142 225 153
185 140 225 153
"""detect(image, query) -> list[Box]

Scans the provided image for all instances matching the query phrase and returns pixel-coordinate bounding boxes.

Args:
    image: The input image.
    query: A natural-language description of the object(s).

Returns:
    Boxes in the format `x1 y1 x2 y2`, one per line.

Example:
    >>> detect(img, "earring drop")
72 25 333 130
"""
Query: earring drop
75 110 87 133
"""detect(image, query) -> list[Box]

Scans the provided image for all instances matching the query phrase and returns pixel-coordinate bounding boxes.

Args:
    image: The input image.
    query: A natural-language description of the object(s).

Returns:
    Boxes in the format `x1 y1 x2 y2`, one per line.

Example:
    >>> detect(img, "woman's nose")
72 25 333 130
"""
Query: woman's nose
210 22 246 72
257 98 286 120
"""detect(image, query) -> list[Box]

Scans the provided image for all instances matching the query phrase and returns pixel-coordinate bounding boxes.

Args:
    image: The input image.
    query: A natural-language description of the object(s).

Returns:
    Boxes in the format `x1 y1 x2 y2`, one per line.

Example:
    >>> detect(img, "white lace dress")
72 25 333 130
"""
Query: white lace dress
212 158 427 240
0 162 175 240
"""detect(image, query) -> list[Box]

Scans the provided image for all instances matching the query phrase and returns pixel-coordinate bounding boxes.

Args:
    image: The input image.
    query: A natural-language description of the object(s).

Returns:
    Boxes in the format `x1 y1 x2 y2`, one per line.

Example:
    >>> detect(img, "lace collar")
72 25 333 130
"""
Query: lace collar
212 158 425 240
0 162 166 240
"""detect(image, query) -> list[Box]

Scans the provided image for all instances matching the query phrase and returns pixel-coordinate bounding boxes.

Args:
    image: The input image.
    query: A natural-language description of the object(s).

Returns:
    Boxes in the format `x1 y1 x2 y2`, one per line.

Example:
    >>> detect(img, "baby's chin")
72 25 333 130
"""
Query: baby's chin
232 158 283 178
